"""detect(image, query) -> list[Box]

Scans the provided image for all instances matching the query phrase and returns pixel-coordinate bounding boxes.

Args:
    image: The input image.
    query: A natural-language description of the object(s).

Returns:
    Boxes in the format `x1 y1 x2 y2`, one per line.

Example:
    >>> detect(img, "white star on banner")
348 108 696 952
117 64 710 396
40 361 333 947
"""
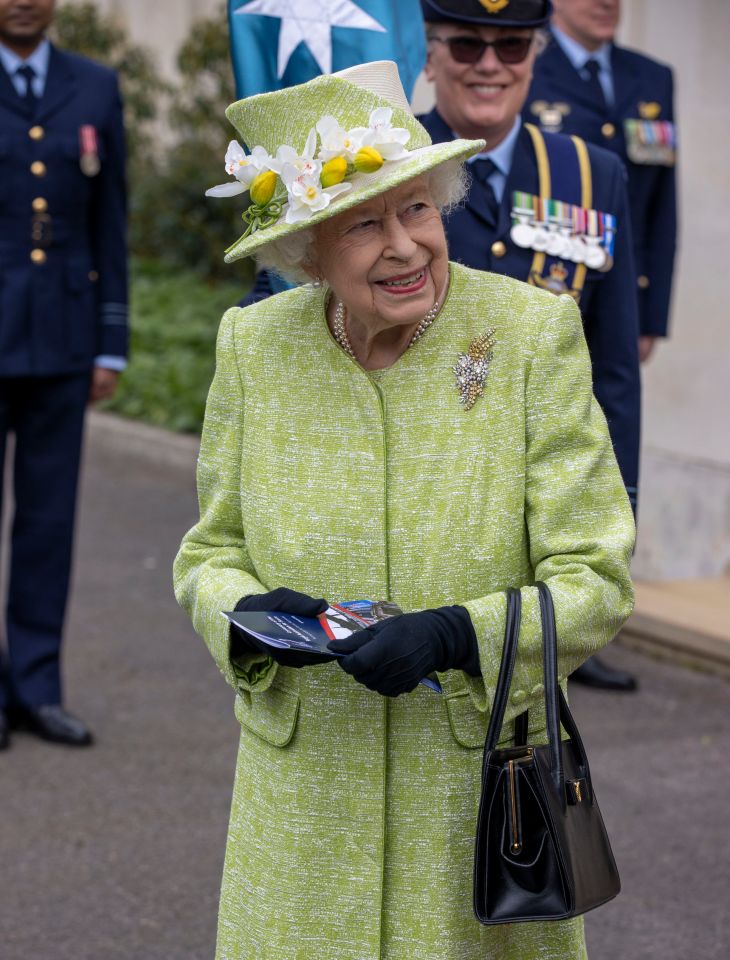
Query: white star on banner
235 0 386 78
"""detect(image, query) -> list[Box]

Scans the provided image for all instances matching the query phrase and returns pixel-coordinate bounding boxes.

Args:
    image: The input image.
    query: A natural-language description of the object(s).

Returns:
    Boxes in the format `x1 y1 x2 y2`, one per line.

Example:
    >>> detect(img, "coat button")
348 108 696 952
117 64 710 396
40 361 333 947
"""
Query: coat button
601 122 616 139
88 270 99 282
637 274 650 289
32 196 48 213
30 248 47 264
30 160 47 177
491 241 507 258
28 125 44 140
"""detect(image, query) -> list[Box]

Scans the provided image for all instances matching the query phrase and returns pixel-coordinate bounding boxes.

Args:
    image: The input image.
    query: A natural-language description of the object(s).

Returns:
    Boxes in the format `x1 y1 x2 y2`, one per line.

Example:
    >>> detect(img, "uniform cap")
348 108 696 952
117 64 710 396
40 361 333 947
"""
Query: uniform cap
421 0 552 28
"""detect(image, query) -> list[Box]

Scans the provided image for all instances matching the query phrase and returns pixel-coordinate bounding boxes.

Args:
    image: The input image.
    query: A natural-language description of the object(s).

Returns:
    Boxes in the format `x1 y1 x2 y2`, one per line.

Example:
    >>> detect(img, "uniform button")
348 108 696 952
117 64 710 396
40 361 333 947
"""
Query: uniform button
491 241 507 259
30 160 47 177
32 196 48 213
30 248 47 264
601 122 616 139
637 275 650 289
511 690 527 705
28 125 44 140
88 270 99 282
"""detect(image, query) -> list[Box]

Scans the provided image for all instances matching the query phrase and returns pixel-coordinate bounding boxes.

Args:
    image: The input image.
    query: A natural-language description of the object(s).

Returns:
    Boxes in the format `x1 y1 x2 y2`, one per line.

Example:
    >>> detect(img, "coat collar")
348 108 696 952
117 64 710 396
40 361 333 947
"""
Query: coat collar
536 32 642 116
35 44 78 123
0 53 29 118
421 109 536 236
0 42 77 121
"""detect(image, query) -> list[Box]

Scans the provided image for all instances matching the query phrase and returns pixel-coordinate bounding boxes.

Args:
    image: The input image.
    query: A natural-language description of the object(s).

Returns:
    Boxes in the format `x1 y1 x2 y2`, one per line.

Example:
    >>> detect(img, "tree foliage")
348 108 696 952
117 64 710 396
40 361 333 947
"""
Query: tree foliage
51 2 251 285
50 2 167 173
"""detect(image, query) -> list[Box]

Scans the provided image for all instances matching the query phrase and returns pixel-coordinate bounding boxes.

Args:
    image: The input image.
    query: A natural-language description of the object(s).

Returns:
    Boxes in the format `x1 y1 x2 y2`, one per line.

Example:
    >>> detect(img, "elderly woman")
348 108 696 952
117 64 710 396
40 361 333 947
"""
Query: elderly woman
173 60 634 960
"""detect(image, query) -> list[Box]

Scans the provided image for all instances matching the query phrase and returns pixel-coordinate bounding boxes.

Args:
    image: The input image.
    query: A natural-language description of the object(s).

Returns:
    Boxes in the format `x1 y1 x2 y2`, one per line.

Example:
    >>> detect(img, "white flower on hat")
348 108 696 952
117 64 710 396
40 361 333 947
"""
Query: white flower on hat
284 174 352 224
206 141 272 197
353 107 410 161
272 128 322 186
316 115 364 163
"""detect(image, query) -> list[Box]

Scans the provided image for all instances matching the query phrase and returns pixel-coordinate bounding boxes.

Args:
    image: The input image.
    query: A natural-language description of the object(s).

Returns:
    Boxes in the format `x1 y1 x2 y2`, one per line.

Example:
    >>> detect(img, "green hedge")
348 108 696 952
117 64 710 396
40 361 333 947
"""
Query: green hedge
101 260 250 433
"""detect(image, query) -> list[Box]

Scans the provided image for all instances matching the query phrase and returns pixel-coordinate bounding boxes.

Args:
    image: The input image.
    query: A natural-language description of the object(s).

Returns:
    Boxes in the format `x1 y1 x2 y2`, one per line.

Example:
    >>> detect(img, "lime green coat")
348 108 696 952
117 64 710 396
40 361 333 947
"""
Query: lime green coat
173 263 635 960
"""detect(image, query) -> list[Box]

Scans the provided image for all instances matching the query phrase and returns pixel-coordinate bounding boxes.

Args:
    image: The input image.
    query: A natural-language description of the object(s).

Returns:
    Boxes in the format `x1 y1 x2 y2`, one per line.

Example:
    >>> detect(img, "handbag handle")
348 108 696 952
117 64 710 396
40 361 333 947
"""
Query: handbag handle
483 588 522 758
482 582 594 808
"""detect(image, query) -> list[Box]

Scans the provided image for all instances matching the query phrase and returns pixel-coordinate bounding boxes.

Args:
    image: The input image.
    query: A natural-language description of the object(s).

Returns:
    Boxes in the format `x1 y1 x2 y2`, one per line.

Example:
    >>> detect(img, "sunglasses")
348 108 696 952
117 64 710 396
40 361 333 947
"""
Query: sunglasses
429 35 533 65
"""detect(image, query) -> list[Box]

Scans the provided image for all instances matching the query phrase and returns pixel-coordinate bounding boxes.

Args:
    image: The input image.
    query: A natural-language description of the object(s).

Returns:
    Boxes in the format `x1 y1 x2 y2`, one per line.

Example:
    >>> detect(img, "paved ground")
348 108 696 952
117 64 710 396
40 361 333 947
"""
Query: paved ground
1 414 728 960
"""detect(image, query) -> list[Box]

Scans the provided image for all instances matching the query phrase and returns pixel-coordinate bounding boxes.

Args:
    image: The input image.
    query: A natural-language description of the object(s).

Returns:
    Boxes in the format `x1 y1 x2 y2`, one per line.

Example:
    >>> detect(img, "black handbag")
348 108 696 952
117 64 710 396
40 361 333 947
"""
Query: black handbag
473 582 621 924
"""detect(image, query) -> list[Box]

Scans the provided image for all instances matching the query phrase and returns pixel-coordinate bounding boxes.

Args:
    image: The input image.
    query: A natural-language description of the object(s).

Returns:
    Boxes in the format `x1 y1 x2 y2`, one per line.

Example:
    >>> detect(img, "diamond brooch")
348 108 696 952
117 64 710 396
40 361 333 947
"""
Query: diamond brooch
454 330 496 410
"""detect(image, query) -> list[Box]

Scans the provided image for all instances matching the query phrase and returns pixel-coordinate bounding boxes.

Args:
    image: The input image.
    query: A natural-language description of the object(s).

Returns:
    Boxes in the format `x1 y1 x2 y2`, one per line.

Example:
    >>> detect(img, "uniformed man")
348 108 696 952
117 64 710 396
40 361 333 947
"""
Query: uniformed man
419 0 639 690
526 0 677 362
0 0 128 748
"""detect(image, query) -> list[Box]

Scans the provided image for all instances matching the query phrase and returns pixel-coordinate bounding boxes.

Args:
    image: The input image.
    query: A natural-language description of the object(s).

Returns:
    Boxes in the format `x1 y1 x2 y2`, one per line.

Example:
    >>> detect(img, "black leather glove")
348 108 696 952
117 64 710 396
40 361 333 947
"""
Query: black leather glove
327 605 480 696
231 588 333 668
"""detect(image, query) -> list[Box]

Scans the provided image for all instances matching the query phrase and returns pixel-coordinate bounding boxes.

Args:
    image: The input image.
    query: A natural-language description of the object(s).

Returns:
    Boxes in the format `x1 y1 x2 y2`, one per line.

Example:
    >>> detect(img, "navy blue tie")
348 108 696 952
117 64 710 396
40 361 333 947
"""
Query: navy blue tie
470 158 500 224
16 64 37 110
583 58 607 111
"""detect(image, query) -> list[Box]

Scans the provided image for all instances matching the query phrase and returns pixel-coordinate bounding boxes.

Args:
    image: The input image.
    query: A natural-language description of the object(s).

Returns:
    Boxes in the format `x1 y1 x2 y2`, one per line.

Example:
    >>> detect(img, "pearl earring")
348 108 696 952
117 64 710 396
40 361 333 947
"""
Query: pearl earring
312 276 323 288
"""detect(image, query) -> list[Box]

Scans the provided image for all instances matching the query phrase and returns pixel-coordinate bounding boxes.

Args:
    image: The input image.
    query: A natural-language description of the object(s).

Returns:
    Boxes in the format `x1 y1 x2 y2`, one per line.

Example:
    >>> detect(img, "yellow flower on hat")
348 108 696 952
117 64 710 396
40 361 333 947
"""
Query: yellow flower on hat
353 146 384 174
250 170 278 206
320 156 348 187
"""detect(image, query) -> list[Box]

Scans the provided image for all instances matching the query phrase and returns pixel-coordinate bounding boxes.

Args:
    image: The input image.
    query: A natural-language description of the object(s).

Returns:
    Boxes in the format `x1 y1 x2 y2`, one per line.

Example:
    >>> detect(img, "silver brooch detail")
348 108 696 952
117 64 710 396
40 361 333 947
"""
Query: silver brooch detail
454 330 496 410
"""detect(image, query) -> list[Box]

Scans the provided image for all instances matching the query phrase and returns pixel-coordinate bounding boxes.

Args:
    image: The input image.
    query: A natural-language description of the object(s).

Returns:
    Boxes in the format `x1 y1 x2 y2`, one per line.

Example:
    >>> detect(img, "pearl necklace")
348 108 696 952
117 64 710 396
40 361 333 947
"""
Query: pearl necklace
332 297 442 361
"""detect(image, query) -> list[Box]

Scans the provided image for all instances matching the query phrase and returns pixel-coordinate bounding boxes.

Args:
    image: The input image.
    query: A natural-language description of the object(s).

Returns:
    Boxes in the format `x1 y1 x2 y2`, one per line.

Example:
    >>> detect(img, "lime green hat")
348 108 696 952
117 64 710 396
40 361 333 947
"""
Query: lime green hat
206 61 485 264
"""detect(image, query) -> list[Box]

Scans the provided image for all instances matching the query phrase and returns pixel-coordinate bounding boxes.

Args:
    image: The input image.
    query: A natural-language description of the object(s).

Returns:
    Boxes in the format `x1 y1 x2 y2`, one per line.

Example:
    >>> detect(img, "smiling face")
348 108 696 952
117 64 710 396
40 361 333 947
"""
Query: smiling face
0 0 56 55
552 0 620 50
306 174 449 338
425 23 538 144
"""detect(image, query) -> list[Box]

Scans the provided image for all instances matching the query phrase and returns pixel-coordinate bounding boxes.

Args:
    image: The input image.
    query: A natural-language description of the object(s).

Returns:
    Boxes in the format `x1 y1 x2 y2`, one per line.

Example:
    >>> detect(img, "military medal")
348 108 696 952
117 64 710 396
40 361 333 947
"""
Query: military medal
510 191 617 272
624 118 676 166
79 125 101 177
510 192 536 248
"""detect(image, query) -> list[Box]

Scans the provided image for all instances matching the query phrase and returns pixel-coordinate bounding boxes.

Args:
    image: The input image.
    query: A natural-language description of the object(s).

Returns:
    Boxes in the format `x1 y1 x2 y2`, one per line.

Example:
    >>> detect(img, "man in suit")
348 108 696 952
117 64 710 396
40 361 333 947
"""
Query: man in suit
0 0 128 747
525 0 677 362
419 0 639 690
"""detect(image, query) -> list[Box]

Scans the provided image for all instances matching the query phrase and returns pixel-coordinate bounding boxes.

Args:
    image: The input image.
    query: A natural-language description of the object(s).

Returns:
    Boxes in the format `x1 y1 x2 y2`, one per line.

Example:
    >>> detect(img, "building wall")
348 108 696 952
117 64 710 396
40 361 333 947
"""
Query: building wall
61 0 730 579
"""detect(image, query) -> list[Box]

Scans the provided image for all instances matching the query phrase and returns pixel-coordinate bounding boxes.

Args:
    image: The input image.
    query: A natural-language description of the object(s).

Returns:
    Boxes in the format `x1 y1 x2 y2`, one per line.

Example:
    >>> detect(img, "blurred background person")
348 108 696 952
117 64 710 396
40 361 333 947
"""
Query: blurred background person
418 0 639 691
526 0 677 363
0 0 128 748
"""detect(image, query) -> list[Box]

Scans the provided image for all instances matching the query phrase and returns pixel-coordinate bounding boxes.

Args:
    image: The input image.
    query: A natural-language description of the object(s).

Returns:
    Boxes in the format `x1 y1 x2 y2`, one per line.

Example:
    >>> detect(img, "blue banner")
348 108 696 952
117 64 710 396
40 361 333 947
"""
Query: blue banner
228 0 427 102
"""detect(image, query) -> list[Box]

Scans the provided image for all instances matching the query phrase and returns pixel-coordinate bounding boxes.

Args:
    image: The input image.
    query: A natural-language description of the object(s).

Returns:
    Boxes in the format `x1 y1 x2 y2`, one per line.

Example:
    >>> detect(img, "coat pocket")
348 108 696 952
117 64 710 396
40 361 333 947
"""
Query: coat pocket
444 691 489 749
444 689 549 749
234 683 300 747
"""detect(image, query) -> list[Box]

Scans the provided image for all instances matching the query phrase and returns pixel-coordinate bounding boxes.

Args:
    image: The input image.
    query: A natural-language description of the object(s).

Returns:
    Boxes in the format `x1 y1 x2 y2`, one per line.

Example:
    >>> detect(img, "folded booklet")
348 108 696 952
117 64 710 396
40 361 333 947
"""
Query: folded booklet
223 599 442 693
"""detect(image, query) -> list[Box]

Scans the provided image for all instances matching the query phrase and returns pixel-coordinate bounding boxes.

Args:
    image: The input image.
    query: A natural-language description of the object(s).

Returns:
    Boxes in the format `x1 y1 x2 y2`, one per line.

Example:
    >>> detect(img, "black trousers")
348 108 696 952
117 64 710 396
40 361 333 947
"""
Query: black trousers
0 373 90 709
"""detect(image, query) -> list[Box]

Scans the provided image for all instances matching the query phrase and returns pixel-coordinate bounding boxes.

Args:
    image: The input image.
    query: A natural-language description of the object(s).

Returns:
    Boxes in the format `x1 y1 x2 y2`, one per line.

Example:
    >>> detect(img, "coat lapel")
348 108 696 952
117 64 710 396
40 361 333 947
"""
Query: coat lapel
496 125 539 239
531 34 599 114
35 44 77 123
611 45 642 115
0 58 31 119
421 108 499 230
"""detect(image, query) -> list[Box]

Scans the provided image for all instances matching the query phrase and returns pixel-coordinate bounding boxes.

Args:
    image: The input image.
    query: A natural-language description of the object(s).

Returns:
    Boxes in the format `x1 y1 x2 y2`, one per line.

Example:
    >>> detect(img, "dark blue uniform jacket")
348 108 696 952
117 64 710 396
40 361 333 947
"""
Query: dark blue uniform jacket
0 44 128 376
526 34 677 337
419 109 640 508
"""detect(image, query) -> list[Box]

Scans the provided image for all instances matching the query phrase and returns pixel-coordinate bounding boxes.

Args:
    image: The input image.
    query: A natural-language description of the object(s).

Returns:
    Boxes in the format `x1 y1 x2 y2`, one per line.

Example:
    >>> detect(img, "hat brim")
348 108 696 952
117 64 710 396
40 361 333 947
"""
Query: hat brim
223 138 484 264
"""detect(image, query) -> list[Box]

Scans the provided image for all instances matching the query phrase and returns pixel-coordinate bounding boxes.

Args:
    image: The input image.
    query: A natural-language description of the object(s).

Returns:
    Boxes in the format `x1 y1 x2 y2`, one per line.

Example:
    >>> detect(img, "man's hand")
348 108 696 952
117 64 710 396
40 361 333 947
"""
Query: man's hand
89 367 119 404
639 336 658 363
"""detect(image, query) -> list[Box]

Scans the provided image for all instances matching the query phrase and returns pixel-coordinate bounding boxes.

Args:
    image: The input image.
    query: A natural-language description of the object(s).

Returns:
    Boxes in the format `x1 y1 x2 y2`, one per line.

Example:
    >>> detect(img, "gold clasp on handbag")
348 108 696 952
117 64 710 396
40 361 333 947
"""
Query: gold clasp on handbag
508 749 533 854
567 778 587 805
